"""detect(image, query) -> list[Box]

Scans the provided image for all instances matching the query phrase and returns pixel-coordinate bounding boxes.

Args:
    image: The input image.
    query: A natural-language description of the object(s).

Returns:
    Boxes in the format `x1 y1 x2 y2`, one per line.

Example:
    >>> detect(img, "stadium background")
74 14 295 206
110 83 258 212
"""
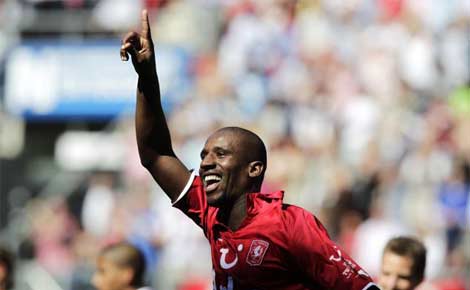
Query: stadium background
0 0 469 289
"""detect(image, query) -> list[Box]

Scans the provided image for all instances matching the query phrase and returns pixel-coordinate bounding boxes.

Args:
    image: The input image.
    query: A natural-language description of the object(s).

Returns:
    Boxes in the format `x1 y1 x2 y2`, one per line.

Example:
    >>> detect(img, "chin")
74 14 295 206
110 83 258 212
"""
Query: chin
206 191 225 207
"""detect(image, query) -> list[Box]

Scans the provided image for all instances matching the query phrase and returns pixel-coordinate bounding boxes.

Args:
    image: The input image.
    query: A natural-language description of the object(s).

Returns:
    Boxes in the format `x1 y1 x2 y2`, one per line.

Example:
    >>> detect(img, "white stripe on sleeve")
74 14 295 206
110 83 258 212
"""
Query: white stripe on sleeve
172 170 197 206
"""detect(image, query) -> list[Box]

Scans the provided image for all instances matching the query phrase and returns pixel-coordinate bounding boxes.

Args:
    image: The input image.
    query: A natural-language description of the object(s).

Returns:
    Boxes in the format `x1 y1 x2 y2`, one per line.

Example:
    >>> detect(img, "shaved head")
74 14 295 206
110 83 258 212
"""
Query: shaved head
214 127 267 172
100 243 145 287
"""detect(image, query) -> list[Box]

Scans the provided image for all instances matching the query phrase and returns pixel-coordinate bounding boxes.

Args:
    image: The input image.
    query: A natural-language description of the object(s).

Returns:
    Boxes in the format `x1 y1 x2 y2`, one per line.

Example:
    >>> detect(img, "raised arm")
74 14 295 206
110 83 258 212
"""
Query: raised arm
121 10 191 202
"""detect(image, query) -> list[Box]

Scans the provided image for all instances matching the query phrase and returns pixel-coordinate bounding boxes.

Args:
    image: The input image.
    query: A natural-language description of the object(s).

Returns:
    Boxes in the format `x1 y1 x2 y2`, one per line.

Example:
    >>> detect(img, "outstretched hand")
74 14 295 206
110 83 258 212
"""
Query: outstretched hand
121 10 156 78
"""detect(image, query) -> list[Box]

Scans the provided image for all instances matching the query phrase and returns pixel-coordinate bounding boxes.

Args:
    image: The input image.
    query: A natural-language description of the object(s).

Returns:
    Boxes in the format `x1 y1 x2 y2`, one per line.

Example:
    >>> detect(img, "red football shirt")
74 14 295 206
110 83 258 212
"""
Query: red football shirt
173 172 379 290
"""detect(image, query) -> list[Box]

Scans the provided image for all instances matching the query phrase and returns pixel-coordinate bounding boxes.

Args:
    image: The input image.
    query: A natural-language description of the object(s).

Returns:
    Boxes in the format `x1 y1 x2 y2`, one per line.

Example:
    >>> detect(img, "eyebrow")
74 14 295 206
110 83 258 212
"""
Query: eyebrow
214 146 230 151
200 146 233 156
381 270 413 280
397 274 413 280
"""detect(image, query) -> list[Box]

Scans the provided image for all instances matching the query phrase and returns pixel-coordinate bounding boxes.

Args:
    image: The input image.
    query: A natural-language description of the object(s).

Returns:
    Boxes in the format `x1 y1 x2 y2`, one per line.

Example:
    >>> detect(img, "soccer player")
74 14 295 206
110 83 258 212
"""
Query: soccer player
120 10 380 290
91 243 152 290
378 237 426 290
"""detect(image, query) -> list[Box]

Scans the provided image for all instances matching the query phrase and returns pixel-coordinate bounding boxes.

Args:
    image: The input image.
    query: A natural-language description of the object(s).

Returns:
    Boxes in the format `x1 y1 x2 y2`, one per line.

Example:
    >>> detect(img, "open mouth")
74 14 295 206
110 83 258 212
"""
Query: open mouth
203 174 222 193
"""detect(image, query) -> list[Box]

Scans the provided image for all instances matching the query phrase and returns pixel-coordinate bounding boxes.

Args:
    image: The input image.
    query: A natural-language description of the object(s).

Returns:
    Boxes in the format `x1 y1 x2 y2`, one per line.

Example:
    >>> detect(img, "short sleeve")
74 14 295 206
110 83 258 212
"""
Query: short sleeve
172 171 208 231
288 210 378 290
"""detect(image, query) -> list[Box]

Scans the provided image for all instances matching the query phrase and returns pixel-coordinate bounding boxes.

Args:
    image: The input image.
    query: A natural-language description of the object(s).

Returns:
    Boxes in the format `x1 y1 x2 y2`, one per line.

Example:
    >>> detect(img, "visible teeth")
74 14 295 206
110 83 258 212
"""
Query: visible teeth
204 175 221 182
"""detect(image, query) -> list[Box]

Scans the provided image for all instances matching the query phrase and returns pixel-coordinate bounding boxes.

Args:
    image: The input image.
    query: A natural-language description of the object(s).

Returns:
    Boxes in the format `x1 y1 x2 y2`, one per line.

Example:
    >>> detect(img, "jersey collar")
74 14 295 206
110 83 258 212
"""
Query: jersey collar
246 190 284 216
213 190 285 233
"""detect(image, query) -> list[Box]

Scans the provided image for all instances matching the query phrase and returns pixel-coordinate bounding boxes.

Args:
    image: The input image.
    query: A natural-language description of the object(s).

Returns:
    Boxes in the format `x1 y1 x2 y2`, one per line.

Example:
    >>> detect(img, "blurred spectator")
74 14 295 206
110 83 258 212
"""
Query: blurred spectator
81 173 116 239
92 0 142 32
351 207 409 278
28 196 77 283
377 236 426 290
91 242 152 290
437 158 469 253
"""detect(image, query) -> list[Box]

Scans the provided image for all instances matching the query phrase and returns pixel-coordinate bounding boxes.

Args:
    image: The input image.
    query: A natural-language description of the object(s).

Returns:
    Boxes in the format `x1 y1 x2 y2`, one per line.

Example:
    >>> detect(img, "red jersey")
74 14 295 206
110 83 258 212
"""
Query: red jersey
173 172 379 290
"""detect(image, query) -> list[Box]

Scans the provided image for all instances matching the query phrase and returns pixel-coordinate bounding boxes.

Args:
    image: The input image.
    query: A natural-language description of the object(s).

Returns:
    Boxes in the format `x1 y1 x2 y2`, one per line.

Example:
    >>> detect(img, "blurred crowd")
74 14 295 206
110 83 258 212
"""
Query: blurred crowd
1 0 470 290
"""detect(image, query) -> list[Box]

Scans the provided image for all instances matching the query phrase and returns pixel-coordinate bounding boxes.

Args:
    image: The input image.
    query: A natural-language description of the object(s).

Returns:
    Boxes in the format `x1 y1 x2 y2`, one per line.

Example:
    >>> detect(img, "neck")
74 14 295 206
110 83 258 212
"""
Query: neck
226 193 247 231
221 183 260 231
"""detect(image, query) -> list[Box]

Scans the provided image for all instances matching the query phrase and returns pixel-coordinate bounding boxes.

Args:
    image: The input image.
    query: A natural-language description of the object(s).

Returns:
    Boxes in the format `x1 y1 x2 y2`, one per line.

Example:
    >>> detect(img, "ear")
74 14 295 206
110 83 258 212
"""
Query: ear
248 161 264 178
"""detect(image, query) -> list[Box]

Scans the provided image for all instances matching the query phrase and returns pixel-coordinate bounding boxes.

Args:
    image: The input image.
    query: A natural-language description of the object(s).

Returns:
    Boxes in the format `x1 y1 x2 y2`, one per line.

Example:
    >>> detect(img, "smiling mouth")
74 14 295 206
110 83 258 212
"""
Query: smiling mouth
203 174 222 193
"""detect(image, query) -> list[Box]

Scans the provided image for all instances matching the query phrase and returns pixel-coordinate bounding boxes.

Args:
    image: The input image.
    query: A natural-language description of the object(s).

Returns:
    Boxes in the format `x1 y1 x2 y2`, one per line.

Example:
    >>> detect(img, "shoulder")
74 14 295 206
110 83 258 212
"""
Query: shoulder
281 203 310 215
280 203 331 242
281 204 323 229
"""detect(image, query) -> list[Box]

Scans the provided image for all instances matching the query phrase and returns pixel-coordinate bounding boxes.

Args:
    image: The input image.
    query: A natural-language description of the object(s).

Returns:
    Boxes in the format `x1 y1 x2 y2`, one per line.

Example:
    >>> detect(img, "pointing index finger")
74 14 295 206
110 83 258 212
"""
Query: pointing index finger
141 9 151 40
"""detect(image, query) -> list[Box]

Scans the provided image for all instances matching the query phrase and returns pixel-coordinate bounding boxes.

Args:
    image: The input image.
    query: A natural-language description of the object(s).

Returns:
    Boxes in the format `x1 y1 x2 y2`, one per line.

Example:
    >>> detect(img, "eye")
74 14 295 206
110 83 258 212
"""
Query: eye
200 151 207 160
216 150 226 157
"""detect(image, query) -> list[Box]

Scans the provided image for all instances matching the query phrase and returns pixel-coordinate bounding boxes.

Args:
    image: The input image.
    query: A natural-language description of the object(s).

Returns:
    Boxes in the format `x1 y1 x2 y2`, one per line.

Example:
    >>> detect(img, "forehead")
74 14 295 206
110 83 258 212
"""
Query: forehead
382 252 414 274
203 131 241 150
97 256 119 270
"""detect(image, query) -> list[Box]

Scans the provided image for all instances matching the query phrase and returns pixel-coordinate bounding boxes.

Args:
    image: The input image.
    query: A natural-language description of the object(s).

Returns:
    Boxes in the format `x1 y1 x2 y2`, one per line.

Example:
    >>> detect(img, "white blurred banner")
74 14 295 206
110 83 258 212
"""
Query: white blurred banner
5 40 190 120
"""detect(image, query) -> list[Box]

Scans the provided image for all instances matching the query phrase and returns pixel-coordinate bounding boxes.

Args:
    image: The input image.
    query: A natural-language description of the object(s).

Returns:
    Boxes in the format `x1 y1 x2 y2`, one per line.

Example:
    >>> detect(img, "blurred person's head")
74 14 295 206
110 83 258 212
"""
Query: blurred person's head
378 236 426 290
91 243 146 290
0 248 14 290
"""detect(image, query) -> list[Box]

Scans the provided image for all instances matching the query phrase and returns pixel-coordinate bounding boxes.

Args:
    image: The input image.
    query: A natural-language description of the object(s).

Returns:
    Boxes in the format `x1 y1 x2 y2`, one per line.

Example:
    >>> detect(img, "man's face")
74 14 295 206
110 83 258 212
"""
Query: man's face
91 257 128 290
378 251 420 290
199 131 249 207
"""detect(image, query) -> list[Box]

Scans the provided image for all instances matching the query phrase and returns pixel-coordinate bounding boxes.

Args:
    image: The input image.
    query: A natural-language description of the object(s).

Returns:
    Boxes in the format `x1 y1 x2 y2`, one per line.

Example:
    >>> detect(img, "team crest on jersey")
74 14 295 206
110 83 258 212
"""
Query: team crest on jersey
246 240 269 266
